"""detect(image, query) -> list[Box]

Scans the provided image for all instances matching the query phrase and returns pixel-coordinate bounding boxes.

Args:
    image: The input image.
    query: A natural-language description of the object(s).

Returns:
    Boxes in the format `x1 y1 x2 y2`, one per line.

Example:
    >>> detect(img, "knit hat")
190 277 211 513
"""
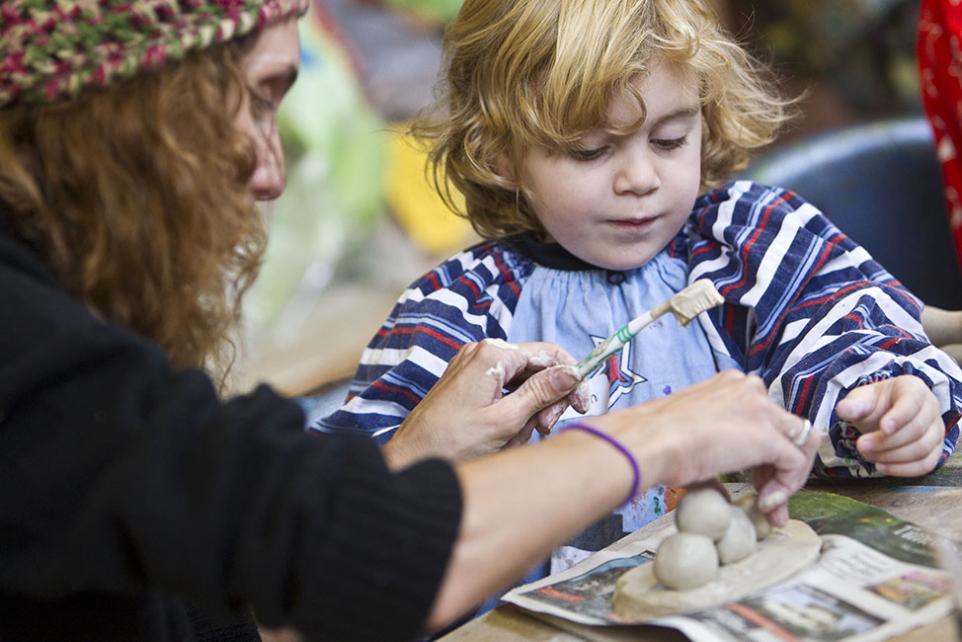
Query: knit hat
0 0 310 109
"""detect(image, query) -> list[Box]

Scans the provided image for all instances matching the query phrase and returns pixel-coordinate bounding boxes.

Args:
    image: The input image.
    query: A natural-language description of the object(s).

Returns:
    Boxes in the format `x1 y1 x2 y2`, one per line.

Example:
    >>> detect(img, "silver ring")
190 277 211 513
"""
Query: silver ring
793 419 813 447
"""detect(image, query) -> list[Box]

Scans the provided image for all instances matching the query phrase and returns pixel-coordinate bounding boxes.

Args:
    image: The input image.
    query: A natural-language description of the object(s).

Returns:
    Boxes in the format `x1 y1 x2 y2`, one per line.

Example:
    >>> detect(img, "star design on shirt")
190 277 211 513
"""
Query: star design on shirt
590 335 647 408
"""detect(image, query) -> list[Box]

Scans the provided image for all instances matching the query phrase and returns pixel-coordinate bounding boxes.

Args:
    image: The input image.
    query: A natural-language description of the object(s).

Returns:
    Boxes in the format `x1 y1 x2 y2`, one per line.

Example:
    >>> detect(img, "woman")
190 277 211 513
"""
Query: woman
0 2 819 641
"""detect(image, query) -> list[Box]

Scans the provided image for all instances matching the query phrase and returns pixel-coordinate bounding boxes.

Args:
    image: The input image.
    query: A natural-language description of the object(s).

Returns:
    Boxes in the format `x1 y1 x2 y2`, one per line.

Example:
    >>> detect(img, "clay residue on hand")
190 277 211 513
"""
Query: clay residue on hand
485 362 506 389
483 338 518 350
527 351 558 368
555 364 590 412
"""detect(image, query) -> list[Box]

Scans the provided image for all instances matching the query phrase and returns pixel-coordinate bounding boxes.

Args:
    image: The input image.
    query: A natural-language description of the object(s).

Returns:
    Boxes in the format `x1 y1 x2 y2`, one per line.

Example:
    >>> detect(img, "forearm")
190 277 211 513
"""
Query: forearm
760 284 962 476
921 305 962 347
427 427 667 629
425 370 817 631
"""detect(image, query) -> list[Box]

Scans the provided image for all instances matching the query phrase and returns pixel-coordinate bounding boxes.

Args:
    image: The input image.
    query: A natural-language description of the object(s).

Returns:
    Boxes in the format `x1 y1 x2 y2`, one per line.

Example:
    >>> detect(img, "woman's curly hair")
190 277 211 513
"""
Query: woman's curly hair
415 0 795 240
0 41 262 381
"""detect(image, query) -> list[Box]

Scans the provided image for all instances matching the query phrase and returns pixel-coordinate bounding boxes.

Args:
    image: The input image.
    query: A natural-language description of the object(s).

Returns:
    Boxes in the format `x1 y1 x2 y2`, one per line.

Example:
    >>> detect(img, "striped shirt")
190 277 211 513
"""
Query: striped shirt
313 181 962 478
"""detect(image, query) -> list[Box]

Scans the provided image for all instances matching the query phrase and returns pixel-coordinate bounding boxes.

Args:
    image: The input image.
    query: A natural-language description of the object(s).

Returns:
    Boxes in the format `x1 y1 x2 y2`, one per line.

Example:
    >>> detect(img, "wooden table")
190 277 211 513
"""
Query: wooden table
440 457 962 642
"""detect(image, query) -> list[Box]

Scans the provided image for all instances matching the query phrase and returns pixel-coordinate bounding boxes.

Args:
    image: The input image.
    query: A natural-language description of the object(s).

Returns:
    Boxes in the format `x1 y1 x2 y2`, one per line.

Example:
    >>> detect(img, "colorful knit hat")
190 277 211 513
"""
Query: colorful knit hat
0 0 310 109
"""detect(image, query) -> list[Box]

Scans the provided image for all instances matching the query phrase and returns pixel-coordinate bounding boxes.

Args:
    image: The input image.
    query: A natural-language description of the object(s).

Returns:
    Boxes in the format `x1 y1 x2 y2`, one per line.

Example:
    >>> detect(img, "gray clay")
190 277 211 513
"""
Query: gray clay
735 493 772 540
654 532 719 590
676 487 732 541
716 505 757 564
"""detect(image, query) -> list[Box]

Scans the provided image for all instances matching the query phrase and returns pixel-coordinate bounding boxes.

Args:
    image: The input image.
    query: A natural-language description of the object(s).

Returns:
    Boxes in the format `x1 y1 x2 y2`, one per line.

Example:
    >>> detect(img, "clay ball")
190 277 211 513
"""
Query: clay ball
716 504 757 564
676 487 732 541
654 532 719 590
734 493 772 540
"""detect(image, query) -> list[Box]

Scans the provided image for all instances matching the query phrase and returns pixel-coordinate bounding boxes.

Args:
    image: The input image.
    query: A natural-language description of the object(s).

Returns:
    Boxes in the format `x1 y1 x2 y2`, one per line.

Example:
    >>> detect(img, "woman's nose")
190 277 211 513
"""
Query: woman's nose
249 130 286 202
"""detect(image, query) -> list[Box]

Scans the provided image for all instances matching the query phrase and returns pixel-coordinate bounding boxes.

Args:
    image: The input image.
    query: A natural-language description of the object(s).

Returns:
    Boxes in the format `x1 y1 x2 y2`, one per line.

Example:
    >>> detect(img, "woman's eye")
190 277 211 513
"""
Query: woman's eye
251 91 275 115
651 136 688 151
569 146 609 162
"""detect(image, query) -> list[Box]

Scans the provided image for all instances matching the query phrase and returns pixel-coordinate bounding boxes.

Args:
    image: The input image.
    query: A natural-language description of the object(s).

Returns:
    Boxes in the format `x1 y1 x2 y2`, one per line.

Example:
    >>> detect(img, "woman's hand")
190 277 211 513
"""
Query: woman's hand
838 375 944 477
428 370 819 630
589 371 821 526
383 339 589 468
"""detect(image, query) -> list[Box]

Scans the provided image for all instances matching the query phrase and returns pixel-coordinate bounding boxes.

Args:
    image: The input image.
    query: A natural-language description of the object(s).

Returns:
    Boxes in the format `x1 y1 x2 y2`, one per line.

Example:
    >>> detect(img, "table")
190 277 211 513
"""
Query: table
440 456 962 642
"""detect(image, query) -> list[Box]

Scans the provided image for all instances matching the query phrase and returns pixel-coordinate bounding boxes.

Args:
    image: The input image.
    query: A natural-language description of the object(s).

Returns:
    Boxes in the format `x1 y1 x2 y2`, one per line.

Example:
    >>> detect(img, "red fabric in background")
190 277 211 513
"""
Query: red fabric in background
919 0 962 267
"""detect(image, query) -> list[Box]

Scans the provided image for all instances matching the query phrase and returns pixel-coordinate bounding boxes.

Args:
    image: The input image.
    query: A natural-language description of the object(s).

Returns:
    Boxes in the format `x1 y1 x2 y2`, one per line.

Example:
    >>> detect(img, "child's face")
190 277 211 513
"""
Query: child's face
518 61 702 271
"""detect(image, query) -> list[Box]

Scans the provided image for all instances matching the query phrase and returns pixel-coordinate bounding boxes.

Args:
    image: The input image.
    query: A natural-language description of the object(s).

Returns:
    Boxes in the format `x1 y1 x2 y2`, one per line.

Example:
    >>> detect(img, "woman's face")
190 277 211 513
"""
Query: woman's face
235 17 300 201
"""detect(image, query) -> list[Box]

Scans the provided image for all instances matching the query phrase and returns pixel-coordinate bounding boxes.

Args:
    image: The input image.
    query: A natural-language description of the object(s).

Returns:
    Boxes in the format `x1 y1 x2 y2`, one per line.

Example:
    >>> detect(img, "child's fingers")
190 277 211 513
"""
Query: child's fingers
871 426 943 464
857 405 940 455
876 381 929 435
878 419 945 463
876 445 943 477
835 384 881 423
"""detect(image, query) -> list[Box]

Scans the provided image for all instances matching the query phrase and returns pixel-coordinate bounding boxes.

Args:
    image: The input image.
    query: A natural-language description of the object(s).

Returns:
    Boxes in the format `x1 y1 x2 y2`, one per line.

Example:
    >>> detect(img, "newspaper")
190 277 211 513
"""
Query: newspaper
502 490 961 642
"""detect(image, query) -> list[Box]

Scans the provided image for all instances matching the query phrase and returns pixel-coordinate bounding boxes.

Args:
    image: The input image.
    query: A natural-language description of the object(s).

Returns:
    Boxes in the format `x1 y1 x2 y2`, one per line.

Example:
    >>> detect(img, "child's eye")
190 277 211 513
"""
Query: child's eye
651 136 688 151
568 146 610 162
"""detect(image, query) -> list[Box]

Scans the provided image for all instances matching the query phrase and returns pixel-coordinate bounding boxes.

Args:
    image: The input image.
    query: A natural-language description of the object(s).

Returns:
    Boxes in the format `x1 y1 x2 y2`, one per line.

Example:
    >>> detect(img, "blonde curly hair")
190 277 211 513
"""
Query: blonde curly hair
0 42 261 381
416 0 794 240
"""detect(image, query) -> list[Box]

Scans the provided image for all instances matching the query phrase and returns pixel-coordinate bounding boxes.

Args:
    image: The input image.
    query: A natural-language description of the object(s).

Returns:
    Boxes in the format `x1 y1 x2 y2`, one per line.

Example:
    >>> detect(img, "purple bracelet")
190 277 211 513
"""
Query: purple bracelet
564 422 641 506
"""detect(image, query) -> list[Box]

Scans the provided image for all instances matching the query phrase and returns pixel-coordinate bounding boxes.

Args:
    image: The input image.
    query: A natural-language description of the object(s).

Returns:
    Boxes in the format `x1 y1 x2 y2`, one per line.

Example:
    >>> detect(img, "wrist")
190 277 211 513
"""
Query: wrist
584 413 677 490
382 433 424 471
563 423 641 504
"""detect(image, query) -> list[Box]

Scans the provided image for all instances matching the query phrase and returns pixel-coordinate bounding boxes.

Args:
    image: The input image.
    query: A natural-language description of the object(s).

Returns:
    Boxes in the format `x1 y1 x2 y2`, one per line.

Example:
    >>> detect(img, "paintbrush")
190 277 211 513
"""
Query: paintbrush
573 279 724 380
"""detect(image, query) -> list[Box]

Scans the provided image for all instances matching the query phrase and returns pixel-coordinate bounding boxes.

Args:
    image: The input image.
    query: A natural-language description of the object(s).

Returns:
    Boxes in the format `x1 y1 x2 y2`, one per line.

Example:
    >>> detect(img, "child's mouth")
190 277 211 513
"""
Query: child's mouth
607 215 659 230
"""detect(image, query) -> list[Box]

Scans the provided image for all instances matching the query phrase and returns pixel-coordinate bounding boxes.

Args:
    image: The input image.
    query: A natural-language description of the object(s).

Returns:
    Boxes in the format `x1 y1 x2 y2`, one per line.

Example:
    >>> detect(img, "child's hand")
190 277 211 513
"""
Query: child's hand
836 376 944 477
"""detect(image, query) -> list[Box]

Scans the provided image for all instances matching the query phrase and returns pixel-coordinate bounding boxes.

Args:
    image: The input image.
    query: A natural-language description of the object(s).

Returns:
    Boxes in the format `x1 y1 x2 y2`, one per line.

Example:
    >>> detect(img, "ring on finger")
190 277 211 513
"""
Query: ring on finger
793 419 813 447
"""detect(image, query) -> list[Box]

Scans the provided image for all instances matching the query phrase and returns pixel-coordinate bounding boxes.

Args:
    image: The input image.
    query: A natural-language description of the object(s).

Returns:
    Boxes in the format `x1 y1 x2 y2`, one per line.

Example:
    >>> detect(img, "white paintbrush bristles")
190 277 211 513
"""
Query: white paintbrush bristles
576 280 725 379
666 280 725 326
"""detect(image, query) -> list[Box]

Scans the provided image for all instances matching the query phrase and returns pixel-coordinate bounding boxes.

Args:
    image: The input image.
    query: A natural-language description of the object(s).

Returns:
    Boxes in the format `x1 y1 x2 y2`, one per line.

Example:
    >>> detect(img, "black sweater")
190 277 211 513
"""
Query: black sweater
0 210 462 641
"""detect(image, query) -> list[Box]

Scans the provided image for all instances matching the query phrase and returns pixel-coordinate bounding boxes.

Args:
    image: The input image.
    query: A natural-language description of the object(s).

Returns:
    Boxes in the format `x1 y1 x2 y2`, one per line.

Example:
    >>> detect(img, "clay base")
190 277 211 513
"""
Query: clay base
612 519 821 620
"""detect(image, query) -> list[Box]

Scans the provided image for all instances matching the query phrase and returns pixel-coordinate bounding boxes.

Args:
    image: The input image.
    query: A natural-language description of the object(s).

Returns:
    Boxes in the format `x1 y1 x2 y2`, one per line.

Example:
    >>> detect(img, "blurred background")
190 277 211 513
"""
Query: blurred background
231 0 926 396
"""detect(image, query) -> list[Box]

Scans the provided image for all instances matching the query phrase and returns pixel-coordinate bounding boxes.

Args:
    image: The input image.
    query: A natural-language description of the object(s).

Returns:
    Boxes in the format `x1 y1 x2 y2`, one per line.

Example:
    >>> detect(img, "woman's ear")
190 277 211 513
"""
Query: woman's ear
494 152 519 190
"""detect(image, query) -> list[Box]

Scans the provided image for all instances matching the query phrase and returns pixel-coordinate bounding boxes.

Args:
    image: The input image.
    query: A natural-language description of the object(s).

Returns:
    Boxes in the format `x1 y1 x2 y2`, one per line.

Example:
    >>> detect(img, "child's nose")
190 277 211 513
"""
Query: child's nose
613 148 660 196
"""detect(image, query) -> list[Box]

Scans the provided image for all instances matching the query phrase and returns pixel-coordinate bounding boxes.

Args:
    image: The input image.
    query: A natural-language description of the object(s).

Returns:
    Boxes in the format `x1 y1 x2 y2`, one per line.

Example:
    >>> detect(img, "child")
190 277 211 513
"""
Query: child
315 0 962 574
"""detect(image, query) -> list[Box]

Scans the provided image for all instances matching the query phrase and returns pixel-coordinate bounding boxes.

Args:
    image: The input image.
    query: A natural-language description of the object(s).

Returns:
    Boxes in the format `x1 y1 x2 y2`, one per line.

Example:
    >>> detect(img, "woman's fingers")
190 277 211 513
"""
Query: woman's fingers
497 365 581 428
498 340 577 383
567 379 591 414
515 341 577 367
386 340 580 465
462 340 583 443
534 400 567 436
741 411 819 530
507 417 539 448
755 415 819 519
